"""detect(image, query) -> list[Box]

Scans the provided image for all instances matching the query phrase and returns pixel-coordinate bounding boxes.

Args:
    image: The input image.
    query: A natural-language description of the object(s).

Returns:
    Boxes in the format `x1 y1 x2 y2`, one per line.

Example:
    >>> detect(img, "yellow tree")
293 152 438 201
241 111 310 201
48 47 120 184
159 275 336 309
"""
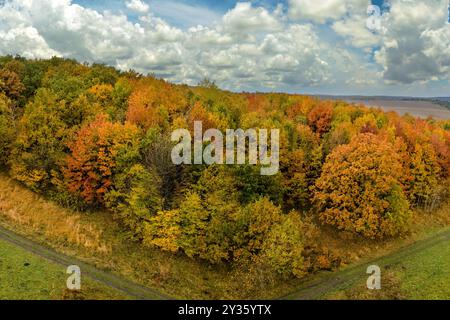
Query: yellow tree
314 133 411 238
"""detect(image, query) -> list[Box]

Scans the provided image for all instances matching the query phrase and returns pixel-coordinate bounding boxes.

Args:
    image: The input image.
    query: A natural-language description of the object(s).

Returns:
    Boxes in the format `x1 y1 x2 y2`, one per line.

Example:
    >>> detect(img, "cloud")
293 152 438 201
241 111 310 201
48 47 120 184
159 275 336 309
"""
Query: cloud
126 0 149 14
0 0 448 95
332 14 381 49
374 0 450 84
288 0 355 23
222 2 281 33
0 25 60 59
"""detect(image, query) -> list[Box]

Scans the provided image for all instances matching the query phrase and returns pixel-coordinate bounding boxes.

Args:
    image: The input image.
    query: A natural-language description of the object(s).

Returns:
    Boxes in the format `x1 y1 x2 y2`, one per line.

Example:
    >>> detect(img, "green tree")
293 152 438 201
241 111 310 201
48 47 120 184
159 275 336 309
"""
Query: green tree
105 164 162 239
260 212 305 277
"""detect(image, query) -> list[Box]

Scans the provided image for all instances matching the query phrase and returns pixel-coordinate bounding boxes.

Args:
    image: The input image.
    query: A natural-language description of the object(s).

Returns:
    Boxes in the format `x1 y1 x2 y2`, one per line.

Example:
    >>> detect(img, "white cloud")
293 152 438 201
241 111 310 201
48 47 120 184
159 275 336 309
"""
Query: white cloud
289 0 349 23
223 2 281 33
374 0 450 84
0 0 448 94
0 26 60 59
332 14 381 48
126 0 149 14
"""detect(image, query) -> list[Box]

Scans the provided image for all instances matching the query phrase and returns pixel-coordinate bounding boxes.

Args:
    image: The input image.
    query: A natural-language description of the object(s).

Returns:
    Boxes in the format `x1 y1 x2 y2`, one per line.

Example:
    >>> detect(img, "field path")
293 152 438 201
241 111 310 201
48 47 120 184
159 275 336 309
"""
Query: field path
0 225 172 300
281 228 450 300
1 223 449 300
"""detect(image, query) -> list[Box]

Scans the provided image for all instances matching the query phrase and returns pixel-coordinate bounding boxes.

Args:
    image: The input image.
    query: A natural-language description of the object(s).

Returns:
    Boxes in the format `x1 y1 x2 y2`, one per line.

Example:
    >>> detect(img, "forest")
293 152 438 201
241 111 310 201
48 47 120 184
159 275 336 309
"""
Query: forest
0 55 449 282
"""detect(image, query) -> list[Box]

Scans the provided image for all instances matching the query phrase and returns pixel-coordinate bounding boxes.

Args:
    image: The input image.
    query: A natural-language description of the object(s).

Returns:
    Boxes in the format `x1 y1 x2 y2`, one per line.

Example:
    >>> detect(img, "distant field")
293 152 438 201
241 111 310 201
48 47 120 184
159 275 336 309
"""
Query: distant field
0 238 128 300
346 99 450 120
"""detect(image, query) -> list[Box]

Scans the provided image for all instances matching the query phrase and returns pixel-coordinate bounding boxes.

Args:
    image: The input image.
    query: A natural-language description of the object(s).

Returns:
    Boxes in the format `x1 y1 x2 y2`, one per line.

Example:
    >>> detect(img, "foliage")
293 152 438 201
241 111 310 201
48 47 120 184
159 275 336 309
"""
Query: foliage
105 164 162 238
1 56 449 280
260 212 305 277
10 89 68 191
0 94 16 166
314 133 412 238
307 102 334 137
0 68 25 101
63 114 141 204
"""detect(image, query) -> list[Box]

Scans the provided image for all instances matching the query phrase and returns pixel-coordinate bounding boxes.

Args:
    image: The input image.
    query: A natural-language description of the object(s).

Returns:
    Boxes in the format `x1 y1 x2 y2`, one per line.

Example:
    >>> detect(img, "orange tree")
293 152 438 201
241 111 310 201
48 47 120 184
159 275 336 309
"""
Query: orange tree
313 133 412 238
307 102 334 137
63 114 141 204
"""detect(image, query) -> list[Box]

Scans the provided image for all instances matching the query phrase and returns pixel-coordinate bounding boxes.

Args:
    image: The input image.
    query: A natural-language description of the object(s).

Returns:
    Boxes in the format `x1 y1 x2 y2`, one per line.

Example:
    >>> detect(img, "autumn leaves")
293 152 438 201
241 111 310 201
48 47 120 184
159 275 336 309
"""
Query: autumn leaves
0 56 449 280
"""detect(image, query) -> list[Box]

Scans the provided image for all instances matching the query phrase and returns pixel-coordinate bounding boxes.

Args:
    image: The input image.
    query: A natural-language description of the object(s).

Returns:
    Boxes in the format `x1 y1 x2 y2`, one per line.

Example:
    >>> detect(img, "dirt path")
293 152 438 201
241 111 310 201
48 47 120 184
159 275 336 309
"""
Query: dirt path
281 228 450 300
0 225 172 300
1 222 448 301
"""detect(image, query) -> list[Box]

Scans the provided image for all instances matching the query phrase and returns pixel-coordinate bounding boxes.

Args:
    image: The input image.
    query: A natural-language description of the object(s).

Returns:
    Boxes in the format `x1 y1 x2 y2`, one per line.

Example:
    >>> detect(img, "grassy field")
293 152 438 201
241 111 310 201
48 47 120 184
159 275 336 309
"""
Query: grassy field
0 237 129 300
324 235 450 300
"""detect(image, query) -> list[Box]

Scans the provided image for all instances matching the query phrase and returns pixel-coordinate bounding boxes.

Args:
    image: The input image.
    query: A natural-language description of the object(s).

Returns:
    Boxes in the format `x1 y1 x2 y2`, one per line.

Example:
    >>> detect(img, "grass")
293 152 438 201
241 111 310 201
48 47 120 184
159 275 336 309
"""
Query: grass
399 240 450 299
0 237 129 300
0 172 448 299
323 237 450 300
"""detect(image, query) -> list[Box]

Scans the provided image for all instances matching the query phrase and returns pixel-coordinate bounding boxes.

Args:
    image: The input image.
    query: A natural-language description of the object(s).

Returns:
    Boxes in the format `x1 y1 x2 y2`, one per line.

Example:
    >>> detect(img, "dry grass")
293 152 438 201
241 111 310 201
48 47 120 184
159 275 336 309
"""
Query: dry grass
0 174 111 255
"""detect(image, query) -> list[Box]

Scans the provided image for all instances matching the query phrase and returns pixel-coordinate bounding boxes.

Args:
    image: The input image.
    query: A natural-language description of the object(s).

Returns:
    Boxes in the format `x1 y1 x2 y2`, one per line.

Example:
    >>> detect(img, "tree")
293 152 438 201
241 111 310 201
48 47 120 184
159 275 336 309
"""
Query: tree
127 85 169 130
126 77 188 130
407 143 441 207
234 165 283 205
197 78 218 89
260 212 305 278
234 197 283 259
105 164 162 238
307 102 334 137
0 68 25 102
9 89 68 191
314 133 412 238
281 150 309 211
143 209 182 253
110 78 133 122
63 114 141 204
0 94 16 166
323 121 356 155
178 166 240 263
188 101 226 133
141 128 182 208
42 62 91 103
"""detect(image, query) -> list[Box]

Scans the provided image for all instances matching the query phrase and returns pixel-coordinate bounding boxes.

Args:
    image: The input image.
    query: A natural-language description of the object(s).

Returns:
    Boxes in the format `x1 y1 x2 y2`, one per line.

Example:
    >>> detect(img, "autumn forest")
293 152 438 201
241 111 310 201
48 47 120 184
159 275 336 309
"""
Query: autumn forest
0 55 449 288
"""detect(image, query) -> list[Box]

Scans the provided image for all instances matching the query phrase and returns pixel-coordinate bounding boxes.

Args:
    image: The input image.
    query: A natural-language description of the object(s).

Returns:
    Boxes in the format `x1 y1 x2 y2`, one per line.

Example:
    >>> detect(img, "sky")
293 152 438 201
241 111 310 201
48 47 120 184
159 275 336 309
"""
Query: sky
0 0 449 96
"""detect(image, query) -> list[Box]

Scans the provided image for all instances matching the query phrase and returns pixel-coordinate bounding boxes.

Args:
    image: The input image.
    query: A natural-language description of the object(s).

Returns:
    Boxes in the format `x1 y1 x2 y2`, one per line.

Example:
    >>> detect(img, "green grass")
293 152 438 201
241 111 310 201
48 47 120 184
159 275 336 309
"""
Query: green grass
0 238 129 300
397 239 450 299
324 237 450 300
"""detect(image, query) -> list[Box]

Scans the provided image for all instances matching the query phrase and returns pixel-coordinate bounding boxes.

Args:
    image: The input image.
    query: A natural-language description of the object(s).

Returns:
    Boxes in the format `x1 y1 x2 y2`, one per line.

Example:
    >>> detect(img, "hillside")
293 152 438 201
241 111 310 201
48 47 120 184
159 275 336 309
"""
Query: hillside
0 55 449 299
